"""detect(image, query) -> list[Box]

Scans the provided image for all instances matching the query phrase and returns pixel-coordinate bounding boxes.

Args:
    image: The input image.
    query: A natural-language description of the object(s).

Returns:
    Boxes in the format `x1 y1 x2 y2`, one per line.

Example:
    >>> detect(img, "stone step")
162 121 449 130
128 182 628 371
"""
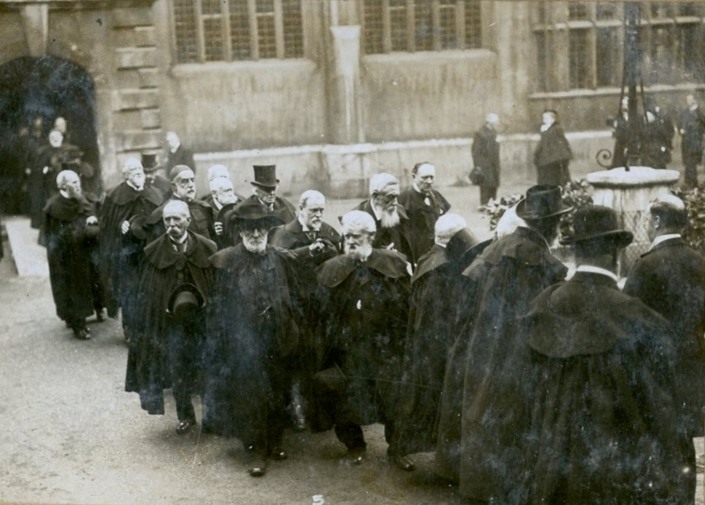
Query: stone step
3 216 49 278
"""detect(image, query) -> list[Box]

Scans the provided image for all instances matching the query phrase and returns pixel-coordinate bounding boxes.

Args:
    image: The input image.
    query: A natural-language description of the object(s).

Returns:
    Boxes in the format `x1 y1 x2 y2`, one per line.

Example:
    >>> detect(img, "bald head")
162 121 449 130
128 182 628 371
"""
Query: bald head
649 194 687 234
57 169 81 199
435 213 467 246
163 199 191 241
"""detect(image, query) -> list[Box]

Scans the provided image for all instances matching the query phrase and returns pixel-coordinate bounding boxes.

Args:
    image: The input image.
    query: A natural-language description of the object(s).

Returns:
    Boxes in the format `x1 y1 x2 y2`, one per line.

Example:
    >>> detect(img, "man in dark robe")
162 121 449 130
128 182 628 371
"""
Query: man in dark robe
25 116 46 228
533 110 572 185
43 170 100 339
521 206 690 505
270 189 340 430
353 172 414 263
140 165 214 241
165 131 196 174
141 152 171 198
34 130 70 228
435 185 570 503
99 157 164 328
203 200 302 477
125 200 216 434
624 194 705 503
312 210 411 469
389 214 486 469
472 113 501 204
398 162 451 264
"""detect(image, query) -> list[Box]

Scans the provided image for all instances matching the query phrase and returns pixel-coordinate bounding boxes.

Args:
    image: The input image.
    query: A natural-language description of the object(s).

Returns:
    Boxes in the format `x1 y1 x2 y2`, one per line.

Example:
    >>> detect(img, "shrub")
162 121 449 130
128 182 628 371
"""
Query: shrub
672 187 705 256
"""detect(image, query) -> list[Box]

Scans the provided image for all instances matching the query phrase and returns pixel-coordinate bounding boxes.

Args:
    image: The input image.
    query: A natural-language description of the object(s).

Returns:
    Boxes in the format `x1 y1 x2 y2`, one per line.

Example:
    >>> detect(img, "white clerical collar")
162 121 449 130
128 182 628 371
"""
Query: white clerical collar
59 189 71 199
575 265 619 283
212 198 223 211
298 216 311 232
650 233 681 250
370 203 383 221
169 232 189 245
412 183 423 194
126 180 143 192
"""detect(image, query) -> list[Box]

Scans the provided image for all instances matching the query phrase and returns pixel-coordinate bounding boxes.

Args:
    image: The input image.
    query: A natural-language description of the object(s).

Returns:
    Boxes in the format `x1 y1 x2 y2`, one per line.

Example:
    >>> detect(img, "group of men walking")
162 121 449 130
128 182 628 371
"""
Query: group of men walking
40 143 705 503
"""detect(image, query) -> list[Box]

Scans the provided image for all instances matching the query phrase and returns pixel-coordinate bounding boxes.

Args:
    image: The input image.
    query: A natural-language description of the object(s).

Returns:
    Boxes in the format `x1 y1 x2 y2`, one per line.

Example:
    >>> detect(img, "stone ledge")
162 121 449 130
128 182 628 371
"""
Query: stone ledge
112 88 159 111
115 47 156 69
114 129 162 151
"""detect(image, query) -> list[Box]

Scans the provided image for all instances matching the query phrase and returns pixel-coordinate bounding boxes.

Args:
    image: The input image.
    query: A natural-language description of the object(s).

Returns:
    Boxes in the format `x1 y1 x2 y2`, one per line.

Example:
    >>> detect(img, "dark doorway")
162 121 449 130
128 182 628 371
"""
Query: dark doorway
0 55 100 216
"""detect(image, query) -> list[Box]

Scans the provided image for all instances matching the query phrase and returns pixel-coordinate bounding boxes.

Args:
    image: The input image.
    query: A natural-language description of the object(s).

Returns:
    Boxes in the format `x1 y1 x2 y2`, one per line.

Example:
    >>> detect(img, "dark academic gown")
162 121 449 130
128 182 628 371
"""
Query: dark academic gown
521 272 690 505
26 135 47 228
353 199 414 263
624 237 705 438
202 244 302 452
435 226 567 498
533 123 572 185
472 123 501 187
98 182 164 317
124 231 216 417
165 145 196 173
311 250 410 435
43 193 98 328
145 173 171 198
398 187 451 264
390 240 487 456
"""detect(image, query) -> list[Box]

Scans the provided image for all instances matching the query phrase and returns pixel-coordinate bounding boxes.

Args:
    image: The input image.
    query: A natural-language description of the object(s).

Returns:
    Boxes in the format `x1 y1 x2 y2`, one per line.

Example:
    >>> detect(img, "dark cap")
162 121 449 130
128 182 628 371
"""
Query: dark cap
169 164 193 181
227 199 283 231
560 205 633 248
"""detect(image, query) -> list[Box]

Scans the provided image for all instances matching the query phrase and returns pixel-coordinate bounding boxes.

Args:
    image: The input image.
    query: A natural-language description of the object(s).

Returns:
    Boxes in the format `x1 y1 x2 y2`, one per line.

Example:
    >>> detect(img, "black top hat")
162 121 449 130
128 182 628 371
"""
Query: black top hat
516 185 573 221
228 199 283 230
560 206 633 248
250 165 279 189
167 283 205 323
141 152 159 172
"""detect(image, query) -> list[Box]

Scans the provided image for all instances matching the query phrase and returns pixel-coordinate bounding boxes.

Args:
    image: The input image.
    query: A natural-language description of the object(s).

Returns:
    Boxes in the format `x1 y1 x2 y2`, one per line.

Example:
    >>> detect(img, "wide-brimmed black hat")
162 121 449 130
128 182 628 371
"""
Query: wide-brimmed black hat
560 205 633 247
141 152 159 172
516 185 573 220
167 283 205 323
227 199 283 230
446 228 480 262
250 165 279 189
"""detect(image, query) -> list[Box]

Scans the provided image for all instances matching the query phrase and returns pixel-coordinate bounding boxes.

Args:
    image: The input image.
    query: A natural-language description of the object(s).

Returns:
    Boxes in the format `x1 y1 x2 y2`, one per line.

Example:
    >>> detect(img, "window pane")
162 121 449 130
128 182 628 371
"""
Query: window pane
258 14 277 58
282 0 304 58
203 17 224 61
389 5 408 52
230 0 252 60
414 1 434 51
569 29 590 89
364 0 385 54
596 27 620 87
439 4 458 49
174 0 199 63
568 2 589 20
257 0 274 14
680 23 704 81
464 0 482 48
201 0 221 15
536 31 548 92
596 3 619 20
650 3 672 18
647 25 675 84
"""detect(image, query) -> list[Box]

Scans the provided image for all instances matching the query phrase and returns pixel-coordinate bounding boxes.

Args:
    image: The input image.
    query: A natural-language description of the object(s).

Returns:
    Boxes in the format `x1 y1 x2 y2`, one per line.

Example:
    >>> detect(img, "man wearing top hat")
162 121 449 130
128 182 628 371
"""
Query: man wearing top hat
43 170 101 340
520 205 689 505
624 194 705 503
98 157 164 323
141 152 171 197
234 164 296 227
203 199 302 477
390 214 487 471
533 109 572 186
125 200 216 435
139 164 214 241
436 185 570 502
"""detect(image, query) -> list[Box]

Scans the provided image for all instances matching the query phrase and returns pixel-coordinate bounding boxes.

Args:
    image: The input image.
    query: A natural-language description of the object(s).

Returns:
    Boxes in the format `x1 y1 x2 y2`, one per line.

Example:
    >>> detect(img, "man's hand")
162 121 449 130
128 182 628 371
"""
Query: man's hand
309 238 326 254
42 166 49 175
120 220 130 235
214 221 224 236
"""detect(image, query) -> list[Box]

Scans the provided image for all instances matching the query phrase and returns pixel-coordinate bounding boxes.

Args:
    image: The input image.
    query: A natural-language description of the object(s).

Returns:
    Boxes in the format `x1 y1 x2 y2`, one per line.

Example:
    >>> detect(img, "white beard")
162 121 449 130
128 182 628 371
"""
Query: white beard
379 208 400 229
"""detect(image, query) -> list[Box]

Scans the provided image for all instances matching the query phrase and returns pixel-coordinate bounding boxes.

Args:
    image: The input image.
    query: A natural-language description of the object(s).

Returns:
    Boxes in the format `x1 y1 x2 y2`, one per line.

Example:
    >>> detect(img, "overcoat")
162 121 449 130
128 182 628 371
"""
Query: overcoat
678 106 705 161
143 197 215 241
397 188 451 263
624 237 705 437
472 124 501 187
533 123 572 185
202 244 302 442
521 272 690 505
43 193 97 326
124 231 216 415
435 226 567 500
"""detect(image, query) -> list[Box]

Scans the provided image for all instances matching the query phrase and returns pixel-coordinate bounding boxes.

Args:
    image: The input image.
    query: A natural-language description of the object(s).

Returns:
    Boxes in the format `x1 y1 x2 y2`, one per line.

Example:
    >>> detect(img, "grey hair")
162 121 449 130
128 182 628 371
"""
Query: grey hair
298 189 325 209
56 169 79 188
162 199 190 219
341 210 376 235
369 172 399 196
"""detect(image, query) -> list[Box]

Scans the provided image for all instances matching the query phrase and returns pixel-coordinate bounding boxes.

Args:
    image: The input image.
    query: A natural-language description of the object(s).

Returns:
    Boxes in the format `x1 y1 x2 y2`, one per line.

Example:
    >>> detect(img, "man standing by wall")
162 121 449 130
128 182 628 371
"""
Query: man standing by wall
534 109 572 186
471 113 501 204
678 94 705 188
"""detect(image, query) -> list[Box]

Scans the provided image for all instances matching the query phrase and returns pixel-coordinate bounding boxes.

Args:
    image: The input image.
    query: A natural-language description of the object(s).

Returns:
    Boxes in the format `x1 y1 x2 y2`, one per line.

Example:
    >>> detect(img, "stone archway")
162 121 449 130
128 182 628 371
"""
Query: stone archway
0 54 101 213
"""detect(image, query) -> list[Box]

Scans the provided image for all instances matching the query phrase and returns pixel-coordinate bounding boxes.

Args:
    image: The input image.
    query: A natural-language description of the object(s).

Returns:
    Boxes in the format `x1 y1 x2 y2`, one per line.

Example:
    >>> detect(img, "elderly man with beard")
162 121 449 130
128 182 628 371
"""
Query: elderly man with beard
99 158 164 323
125 200 216 434
436 185 571 504
398 162 451 263
354 172 413 262
205 176 244 249
270 189 341 430
390 214 487 471
312 210 410 468
139 164 214 241
203 200 302 477
43 170 100 340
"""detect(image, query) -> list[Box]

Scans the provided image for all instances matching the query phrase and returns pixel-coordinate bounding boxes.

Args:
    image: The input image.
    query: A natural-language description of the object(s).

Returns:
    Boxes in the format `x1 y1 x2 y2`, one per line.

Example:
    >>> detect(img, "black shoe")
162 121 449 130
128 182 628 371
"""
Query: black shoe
95 309 106 322
270 447 288 461
341 446 366 466
388 450 415 471
246 449 268 477
73 328 90 340
175 419 196 435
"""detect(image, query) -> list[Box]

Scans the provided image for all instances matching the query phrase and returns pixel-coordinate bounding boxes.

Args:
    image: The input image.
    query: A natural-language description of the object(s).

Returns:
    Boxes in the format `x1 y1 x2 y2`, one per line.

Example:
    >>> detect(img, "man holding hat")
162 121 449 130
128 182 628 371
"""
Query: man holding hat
520 205 689 504
125 199 216 435
236 164 296 227
141 152 171 197
624 194 705 503
436 184 570 501
98 157 164 322
203 199 302 477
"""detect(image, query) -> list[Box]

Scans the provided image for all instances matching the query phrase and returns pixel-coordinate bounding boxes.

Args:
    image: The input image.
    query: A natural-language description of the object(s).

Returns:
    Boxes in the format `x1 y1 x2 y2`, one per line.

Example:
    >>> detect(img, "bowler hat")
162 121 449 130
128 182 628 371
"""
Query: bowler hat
559 206 633 247
515 185 573 220
250 165 279 189
167 283 205 323
227 199 283 230
141 152 159 172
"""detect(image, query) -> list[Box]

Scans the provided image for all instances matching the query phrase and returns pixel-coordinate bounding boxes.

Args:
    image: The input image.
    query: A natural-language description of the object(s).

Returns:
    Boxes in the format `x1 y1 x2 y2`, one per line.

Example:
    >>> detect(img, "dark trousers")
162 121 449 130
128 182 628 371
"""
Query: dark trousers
334 421 396 451
683 151 701 188
479 186 497 205
166 320 202 422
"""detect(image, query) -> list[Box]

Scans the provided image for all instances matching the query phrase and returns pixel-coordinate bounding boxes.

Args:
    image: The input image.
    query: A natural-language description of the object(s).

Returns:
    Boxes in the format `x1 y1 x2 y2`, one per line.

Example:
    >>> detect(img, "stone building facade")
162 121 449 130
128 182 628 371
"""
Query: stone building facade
1 0 703 196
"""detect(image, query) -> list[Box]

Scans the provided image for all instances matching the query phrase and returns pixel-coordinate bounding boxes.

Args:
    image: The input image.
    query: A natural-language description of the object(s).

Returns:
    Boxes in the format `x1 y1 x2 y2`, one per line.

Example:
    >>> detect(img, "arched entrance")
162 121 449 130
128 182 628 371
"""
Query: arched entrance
0 55 100 215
